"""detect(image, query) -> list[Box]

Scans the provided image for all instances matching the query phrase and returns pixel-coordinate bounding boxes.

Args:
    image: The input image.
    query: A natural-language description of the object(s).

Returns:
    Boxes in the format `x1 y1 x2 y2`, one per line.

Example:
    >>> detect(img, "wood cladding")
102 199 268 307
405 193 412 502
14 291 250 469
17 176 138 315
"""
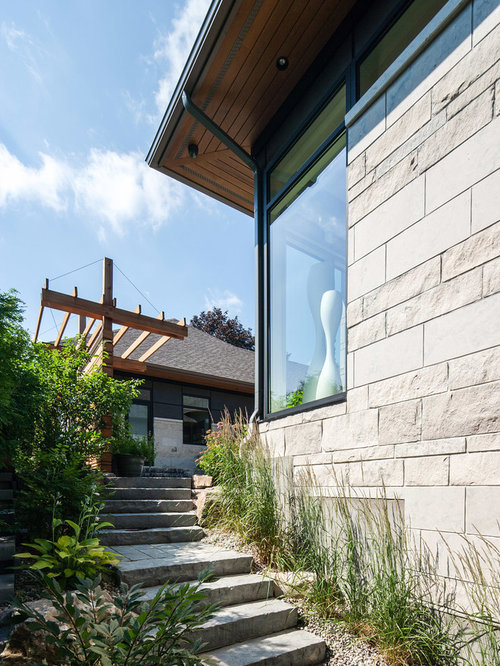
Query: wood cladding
157 0 353 215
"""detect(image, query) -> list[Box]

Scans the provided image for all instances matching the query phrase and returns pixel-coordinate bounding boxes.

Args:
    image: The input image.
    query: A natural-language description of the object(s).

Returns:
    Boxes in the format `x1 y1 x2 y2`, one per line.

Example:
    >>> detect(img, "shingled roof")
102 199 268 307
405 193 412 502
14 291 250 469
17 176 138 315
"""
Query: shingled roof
114 324 254 385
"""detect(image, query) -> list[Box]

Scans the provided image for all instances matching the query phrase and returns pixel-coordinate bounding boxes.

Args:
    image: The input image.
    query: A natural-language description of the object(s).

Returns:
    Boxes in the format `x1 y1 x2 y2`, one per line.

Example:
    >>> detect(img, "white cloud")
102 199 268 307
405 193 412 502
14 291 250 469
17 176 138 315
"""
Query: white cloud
153 0 211 115
204 289 243 314
0 143 185 237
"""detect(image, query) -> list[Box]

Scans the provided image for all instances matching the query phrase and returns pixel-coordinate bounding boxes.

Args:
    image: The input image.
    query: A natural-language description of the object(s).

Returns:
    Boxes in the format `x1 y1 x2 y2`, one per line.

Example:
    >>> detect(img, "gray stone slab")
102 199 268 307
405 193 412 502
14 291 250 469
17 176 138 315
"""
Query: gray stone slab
103 499 194 513
118 543 252 586
100 511 197 529
109 487 192 500
141 573 275 609
99 526 204 546
109 477 191 489
201 628 326 666
189 599 298 652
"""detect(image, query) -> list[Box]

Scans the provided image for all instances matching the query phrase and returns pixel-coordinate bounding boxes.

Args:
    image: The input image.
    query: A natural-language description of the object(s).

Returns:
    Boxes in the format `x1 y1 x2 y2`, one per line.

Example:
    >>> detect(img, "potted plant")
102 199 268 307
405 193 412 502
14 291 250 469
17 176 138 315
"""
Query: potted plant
112 419 155 477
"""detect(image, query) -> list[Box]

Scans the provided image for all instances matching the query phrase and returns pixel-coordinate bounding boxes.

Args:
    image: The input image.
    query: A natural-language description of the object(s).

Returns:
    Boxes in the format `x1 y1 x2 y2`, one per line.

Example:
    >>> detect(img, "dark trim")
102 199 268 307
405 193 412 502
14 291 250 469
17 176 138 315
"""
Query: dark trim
182 90 258 172
262 392 347 422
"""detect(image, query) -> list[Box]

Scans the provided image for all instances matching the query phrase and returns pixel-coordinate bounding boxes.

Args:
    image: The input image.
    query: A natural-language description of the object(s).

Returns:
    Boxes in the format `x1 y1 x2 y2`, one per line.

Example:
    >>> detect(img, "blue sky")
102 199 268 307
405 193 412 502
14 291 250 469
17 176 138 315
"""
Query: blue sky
0 0 255 340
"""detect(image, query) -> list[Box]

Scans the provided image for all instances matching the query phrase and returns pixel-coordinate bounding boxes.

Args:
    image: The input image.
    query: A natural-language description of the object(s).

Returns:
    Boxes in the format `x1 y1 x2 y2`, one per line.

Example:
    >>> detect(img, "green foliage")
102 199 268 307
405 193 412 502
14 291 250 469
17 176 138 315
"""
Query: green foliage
16 572 217 665
112 417 155 462
0 289 43 464
15 516 120 588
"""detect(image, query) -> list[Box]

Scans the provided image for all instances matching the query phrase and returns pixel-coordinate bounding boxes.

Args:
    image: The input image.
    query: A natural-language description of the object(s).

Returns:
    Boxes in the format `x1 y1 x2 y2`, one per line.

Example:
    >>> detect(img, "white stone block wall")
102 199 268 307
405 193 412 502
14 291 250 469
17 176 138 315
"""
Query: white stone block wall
259 0 500 579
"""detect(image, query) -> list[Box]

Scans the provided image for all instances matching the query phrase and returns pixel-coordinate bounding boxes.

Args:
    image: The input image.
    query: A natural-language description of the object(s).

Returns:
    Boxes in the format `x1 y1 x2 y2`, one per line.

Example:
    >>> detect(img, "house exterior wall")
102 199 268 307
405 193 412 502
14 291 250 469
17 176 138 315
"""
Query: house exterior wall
259 0 499 579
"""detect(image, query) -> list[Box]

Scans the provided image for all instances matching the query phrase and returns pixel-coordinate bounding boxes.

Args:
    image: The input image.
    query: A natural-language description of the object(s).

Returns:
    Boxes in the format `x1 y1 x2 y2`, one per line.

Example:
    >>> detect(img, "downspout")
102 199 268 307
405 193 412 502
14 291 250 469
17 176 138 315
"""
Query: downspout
182 90 262 428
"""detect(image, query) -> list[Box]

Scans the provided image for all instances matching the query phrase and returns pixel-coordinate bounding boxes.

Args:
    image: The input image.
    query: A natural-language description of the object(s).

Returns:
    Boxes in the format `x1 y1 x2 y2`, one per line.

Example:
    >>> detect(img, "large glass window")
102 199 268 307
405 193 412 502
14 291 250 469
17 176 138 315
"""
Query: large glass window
268 127 346 414
183 394 211 445
128 402 150 439
358 0 448 97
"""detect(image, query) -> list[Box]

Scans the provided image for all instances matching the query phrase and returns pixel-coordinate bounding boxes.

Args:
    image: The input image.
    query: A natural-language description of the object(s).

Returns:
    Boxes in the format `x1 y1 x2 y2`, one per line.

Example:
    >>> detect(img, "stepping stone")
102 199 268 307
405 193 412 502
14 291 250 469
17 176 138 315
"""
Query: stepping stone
141 573 275 609
100 511 198 529
103 499 194 513
117 542 252 586
109 476 191 489
99 525 204 546
201 628 326 665
109 487 192 500
189 598 298 652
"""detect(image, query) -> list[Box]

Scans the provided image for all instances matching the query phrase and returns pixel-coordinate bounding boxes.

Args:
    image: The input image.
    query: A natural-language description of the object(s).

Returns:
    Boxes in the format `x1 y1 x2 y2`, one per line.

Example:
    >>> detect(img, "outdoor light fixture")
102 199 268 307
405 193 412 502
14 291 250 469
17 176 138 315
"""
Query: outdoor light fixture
188 143 198 158
276 56 289 71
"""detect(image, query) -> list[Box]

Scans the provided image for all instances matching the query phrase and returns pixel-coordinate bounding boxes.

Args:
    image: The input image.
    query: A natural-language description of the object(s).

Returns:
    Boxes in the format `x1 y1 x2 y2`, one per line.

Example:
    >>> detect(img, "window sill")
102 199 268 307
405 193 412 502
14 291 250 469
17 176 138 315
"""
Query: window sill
261 391 347 423
345 0 469 128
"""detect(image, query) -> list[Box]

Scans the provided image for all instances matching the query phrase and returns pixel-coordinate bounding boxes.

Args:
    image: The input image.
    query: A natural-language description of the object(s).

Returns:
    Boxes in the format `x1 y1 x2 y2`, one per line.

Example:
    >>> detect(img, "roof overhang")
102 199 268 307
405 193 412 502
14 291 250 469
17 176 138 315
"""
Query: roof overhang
147 0 354 216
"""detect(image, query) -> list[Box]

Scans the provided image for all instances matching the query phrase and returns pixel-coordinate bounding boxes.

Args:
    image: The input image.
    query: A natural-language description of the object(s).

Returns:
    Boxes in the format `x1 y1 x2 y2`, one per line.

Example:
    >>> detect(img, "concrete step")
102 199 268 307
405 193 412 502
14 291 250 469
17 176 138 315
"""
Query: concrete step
100 525 204 546
103 499 194 514
141 573 275 609
189 599 298 652
0 573 14 602
109 476 191 489
201 628 326 665
100 511 198 530
109 487 192 500
117 542 253 587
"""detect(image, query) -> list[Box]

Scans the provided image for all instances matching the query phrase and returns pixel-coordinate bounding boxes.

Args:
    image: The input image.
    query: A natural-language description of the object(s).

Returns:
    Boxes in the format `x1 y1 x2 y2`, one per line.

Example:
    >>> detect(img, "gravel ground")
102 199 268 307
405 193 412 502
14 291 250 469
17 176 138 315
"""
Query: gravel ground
203 527 390 666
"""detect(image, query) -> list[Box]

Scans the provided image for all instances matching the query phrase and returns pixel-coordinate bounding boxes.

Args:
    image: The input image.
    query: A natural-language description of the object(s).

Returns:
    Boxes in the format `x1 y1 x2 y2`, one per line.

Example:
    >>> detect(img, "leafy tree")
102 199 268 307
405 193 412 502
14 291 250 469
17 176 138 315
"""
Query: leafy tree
191 307 255 350
0 289 42 465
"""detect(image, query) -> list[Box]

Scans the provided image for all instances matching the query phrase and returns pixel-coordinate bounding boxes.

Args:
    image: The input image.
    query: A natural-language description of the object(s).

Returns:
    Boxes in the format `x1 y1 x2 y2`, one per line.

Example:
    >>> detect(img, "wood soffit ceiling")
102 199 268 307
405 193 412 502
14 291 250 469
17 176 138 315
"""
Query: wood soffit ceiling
148 0 353 216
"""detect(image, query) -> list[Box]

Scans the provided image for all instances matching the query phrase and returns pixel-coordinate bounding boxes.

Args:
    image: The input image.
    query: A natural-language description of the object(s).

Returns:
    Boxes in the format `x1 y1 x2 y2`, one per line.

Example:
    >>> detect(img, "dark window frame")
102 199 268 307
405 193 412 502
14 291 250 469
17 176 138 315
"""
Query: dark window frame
182 392 212 446
128 399 153 439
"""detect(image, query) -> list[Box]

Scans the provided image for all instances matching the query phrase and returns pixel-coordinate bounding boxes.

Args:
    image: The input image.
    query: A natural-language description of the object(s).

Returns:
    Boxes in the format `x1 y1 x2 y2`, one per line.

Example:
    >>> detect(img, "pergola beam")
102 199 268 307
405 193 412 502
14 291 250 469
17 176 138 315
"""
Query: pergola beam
113 305 141 346
121 311 164 360
41 288 187 339
138 317 185 362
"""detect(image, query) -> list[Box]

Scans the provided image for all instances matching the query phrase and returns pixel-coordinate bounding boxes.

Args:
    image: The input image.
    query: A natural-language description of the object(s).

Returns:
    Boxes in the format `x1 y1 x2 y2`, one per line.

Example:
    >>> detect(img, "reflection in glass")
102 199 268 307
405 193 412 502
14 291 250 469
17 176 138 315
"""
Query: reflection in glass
129 403 149 438
183 395 211 445
269 135 346 413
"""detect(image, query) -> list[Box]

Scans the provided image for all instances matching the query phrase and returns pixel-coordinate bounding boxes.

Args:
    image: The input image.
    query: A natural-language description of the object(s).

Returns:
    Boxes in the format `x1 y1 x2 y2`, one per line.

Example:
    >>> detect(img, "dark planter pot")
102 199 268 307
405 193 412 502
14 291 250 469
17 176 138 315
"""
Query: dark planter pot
114 454 145 477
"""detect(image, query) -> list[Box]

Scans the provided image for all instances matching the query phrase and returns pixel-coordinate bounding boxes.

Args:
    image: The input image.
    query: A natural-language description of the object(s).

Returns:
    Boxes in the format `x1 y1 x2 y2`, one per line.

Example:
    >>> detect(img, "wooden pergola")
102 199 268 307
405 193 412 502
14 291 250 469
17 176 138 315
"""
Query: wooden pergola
34 257 188 470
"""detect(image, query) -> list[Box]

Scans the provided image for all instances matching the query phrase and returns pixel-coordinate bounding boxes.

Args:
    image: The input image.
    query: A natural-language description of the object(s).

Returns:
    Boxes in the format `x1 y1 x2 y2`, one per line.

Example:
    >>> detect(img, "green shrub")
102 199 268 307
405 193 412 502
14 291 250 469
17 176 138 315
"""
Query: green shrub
112 418 155 462
15 572 217 665
15 515 120 588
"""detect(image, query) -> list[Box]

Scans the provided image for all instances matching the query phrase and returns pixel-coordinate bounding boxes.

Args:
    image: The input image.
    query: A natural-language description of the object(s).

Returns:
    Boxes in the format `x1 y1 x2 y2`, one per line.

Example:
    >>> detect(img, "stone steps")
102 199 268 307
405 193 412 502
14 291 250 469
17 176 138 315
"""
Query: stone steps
101 511 198 530
201 628 326 665
189 598 298 652
100 525 204 547
117 542 253 587
109 476 191 489
103 499 194 513
103 476 326 664
141 572 275 609
109 487 192 500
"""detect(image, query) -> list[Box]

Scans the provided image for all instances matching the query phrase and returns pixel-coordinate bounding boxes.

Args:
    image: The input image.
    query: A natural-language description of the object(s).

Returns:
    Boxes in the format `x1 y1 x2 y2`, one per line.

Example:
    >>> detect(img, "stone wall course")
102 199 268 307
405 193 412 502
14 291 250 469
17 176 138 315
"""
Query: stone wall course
386 267 482 335
442 221 500 281
405 455 450 486
379 400 421 445
450 451 500 485
424 292 500 365
387 191 470 281
348 312 386 350
483 256 500 296
446 62 499 120
472 0 500 45
349 459 404 487
467 433 500 453
301 401 347 423
448 345 500 389
322 409 378 451
368 363 448 408
472 169 500 233
363 257 441 320
422 380 500 440
353 176 424 261
396 437 466 458
348 245 386 302
285 421 322 456
425 115 500 212
355 326 423 387
332 444 395 463
403 486 465 532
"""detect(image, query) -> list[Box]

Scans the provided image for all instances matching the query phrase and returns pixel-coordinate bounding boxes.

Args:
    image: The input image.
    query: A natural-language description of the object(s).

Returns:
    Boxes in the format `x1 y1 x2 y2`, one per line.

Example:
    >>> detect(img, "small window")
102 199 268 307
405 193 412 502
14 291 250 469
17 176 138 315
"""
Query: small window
358 0 448 97
128 402 150 439
183 394 211 445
